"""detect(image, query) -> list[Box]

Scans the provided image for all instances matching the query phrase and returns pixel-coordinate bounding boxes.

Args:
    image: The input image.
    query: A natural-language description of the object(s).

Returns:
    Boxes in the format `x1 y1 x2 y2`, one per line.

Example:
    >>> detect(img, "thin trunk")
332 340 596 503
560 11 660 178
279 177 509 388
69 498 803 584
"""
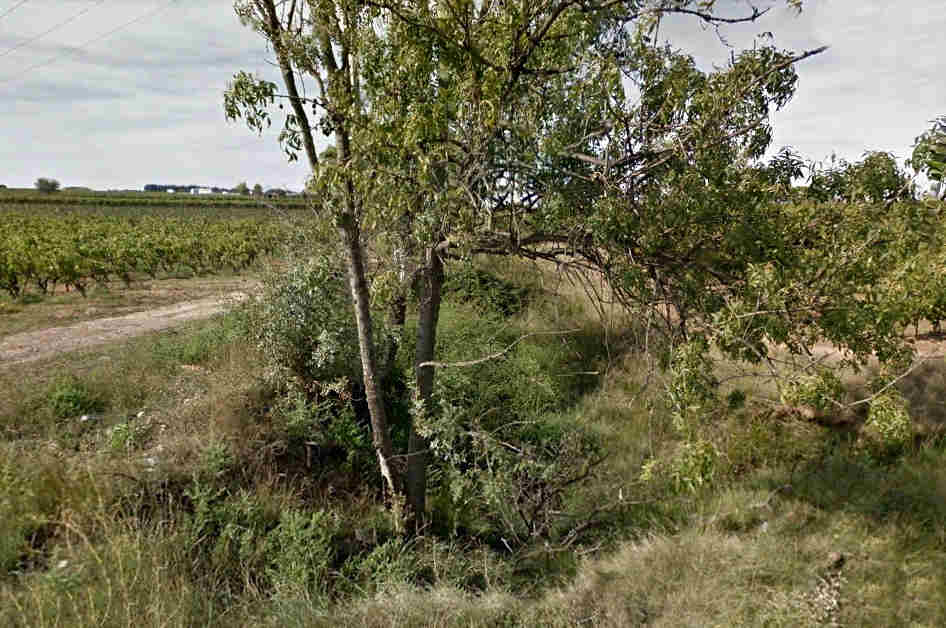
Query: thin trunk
408 247 444 526
339 214 398 497
261 0 318 171
336 122 398 498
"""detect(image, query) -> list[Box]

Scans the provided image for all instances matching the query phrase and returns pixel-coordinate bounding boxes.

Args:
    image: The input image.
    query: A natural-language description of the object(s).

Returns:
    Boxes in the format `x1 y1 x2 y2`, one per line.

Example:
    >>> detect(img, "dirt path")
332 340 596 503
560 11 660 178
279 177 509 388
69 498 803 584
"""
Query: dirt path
0 292 249 369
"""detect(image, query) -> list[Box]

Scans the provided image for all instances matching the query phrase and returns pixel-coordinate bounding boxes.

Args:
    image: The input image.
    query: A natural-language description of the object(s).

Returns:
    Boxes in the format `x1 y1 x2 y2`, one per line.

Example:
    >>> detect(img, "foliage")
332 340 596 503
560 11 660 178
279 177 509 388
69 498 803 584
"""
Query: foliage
33 178 59 193
807 151 913 203
442 264 531 317
860 392 913 458
251 255 363 393
223 0 864 521
666 339 719 435
44 374 106 420
0 189 307 209
411 302 607 546
0 211 284 296
640 439 719 494
107 419 151 453
183 481 341 598
782 369 846 414
911 115 946 197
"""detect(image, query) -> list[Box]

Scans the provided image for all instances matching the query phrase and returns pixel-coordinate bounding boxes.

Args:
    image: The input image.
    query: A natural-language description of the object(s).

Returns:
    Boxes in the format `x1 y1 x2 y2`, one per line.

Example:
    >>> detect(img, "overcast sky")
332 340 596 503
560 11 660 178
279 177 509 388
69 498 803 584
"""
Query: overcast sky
0 0 943 191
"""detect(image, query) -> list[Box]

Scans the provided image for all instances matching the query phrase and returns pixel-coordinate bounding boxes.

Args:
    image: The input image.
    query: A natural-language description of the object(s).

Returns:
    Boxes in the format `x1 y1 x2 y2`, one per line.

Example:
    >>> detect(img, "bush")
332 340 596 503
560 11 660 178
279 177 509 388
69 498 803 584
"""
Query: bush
182 481 340 598
252 255 362 394
860 392 913 458
443 263 531 317
250 254 396 470
45 375 106 419
783 368 845 414
415 302 606 546
641 439 719 494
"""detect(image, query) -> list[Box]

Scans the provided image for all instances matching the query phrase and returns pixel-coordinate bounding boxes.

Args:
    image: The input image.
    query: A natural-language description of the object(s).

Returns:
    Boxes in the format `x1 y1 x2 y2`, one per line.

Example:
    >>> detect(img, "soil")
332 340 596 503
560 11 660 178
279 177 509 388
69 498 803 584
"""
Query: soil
0 292 250 369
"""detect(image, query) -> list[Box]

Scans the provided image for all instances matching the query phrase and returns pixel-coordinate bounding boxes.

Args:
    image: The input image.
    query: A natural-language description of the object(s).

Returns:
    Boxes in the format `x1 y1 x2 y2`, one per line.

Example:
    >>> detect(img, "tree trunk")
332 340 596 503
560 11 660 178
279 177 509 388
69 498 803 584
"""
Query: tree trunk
339 214 399 497
408 247 444 527
335 122 398 498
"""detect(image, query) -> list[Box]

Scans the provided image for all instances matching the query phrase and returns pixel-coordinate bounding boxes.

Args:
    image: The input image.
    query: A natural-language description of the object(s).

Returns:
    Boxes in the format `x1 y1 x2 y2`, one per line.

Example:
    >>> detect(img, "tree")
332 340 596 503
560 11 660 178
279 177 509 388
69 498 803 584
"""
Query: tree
252 183 263 196
234 181 250 195
228 0 900 531
911 115 946 199
807 151 912 203
34 178 60 193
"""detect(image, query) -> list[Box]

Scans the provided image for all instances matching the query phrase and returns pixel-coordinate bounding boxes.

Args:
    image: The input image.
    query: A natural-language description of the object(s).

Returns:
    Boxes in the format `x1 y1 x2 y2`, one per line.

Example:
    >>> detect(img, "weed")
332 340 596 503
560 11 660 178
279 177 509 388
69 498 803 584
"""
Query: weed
45 375 106 420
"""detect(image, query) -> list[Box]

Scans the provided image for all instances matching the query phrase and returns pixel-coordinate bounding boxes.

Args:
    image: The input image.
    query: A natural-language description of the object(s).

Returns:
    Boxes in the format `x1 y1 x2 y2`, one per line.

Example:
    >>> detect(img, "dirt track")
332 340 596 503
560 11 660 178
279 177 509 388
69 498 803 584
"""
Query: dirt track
2 289 942 371
0 292 248 369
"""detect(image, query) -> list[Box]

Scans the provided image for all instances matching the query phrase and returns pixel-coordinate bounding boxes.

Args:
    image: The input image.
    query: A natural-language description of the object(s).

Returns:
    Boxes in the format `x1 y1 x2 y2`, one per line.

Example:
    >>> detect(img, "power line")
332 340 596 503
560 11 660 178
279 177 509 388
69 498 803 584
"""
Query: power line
0 0 30 22
0 0 176 85
0 0 106 59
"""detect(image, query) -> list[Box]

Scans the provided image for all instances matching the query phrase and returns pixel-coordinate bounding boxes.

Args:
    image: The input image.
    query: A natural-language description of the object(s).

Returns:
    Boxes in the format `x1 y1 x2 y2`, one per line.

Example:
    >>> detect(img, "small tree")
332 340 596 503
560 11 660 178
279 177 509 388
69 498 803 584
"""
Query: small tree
35 178 60 193
234 181 250 195
252 183 263 196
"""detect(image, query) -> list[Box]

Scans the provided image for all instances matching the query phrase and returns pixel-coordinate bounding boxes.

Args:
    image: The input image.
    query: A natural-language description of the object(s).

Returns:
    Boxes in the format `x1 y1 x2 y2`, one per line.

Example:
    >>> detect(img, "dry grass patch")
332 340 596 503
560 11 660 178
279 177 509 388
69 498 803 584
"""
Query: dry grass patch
0 274 258 338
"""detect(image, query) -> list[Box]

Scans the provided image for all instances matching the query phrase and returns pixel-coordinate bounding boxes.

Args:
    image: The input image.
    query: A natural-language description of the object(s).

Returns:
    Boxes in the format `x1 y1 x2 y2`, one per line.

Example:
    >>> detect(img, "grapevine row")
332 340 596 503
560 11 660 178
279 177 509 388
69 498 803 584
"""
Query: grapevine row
0 195 308 210
0 212 286 297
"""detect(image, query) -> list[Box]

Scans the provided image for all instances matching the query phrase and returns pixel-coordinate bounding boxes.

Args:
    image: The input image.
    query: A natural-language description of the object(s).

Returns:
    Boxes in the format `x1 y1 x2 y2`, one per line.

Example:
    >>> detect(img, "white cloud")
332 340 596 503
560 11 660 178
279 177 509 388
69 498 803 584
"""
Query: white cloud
0 0 943 191
658 0 945 176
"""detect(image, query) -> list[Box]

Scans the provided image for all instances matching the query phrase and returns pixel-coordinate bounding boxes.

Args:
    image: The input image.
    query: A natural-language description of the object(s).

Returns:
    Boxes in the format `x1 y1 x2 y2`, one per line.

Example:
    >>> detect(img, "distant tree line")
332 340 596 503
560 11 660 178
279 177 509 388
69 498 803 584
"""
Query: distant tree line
144 184 233 194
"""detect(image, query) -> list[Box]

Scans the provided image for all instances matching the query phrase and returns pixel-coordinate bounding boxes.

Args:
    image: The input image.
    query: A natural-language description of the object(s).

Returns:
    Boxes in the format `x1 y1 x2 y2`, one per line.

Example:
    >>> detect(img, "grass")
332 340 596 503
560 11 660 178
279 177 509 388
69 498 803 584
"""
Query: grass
2 256 946 626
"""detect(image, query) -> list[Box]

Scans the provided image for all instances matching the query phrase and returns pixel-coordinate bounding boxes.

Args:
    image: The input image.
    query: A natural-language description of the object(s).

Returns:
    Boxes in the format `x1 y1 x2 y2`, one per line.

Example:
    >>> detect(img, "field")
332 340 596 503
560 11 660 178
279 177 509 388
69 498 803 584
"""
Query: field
2 193 946 626
0 190 308 300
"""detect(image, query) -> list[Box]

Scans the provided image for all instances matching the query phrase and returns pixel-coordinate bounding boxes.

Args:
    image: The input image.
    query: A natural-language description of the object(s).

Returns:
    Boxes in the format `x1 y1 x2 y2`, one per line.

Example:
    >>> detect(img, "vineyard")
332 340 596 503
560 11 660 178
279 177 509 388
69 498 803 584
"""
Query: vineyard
0 189 309 218
0 210 287 297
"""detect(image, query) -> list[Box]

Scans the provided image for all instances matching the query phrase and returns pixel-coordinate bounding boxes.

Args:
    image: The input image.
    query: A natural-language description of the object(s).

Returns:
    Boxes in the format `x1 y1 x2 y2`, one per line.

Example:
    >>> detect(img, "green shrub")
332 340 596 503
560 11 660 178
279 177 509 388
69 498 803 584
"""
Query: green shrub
264 509 338 600
860 392 913 458
252 255 363 393
183 482 323 594
665 339 719 435
276 390 373 471
443 263 531 316
641 439 719 494
45 374 106 419
783 368 845 414
107 419 151 453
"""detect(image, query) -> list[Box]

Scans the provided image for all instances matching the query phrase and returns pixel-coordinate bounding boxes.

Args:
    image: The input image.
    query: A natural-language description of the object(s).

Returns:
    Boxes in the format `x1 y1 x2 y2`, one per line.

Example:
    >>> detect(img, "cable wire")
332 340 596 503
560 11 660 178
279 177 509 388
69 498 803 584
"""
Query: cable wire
0 0 106 59
0 0 30 22
0 0 176 85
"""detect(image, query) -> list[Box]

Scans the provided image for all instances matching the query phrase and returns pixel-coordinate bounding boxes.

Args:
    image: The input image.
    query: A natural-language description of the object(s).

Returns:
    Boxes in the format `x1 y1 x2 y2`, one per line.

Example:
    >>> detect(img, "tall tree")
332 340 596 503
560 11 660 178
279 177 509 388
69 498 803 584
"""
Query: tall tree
226 0 842 527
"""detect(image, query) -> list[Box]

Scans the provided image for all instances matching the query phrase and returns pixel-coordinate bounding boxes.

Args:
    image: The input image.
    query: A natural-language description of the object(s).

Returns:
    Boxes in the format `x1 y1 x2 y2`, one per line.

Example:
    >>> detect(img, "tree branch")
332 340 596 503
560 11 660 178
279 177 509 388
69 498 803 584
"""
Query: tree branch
419 329 581 368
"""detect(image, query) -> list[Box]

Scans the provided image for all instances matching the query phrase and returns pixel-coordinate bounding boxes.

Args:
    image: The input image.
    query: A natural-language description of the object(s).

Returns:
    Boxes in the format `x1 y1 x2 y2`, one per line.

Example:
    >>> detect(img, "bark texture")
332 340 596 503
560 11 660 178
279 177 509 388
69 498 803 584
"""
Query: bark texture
408 247 444 524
